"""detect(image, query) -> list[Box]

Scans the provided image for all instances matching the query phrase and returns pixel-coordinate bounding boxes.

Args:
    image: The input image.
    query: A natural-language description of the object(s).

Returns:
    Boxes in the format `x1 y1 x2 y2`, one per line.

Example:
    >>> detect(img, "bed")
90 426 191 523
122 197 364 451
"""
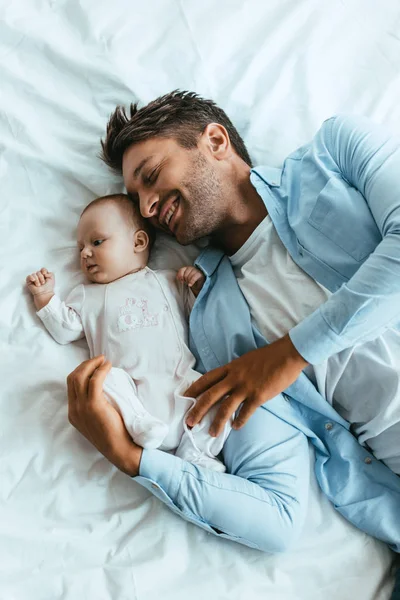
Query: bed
2 1 400 598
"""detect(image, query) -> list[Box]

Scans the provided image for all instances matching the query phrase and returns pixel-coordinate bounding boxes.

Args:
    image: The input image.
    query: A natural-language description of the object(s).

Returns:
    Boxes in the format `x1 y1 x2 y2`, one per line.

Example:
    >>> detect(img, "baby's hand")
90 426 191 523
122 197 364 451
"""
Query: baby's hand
26 268 55 297
176 266 205 297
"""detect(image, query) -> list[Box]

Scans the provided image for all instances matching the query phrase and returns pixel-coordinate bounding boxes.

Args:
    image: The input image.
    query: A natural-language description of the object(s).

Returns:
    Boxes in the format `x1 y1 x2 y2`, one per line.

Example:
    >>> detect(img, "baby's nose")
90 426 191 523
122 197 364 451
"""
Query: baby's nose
81 247 92 258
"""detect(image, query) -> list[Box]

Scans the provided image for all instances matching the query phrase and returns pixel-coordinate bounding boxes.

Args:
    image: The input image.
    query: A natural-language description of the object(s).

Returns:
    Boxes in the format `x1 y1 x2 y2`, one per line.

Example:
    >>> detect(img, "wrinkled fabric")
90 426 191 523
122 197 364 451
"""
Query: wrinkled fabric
4 1 400 598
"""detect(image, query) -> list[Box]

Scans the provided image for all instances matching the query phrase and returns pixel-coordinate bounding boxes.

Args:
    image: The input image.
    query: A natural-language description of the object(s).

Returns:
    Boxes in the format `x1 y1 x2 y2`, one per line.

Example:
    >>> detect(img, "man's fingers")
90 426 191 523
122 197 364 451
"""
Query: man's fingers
67 370 78 424
210 392 246 437
87 360 112 403
186 372 231 427
72 355 106 399
232 397 260 430
67 370 75 400
185 367 226 400
73 355 106 377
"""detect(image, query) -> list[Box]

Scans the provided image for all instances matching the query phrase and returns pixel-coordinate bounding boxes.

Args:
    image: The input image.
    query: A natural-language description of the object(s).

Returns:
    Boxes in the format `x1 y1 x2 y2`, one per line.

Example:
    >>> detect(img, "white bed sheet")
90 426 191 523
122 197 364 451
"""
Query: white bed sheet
1 1 400 598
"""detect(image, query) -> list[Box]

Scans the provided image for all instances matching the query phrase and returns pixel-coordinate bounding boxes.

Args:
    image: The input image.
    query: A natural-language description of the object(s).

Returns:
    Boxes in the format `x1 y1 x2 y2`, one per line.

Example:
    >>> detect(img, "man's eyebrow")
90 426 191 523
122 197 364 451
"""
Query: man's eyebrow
133 156 153 179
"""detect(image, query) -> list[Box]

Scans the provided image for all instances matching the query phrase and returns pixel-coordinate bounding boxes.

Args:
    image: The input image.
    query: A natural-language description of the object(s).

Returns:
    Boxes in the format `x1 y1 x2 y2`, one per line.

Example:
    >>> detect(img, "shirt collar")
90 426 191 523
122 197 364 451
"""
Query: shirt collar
195 247 225 277
250 166 282 188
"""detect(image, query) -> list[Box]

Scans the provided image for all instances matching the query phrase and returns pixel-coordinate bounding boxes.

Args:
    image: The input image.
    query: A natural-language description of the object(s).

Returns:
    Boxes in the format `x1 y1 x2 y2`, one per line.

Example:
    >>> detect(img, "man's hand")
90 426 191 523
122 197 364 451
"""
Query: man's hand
176 266 205 297
185 334 308 437
67 355 143 476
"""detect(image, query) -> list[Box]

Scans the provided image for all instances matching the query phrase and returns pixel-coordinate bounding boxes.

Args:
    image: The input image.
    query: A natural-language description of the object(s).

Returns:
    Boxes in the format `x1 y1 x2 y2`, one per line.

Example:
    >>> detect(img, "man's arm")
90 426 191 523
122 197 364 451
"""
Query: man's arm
185 334 307 436
67 356 310 553
290 114 400 363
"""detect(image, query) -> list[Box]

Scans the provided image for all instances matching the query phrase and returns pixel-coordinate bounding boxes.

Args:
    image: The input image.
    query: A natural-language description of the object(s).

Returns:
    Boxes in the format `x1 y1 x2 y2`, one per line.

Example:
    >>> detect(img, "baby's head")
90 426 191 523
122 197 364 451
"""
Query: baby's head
77 193 154 284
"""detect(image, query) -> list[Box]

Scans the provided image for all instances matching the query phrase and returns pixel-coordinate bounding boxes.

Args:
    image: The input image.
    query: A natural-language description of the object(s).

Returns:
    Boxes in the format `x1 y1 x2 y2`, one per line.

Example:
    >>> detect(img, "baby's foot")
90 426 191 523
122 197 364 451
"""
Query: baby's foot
189 454 226 473
175 443 226 472
127 413 169 449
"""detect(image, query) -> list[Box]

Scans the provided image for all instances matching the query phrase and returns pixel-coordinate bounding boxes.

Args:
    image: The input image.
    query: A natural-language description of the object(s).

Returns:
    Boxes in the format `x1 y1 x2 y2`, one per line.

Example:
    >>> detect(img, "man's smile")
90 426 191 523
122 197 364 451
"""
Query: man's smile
159 194 181 233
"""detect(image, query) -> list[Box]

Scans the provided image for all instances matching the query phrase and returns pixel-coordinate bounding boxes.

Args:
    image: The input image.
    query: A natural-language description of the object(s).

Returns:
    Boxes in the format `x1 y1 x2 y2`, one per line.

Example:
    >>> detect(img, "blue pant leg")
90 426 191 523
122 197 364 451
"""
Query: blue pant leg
138 397 310 553
218 402 310 551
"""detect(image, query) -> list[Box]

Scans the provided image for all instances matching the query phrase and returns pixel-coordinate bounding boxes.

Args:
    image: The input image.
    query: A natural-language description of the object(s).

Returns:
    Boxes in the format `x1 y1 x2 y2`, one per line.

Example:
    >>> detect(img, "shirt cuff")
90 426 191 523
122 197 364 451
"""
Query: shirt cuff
289 307 346 365
136 449 183 503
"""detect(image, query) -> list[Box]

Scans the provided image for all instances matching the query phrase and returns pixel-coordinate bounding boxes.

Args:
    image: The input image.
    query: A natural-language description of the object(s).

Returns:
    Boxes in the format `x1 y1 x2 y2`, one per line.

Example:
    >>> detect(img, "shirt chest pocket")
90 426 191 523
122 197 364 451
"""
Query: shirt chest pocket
308 176 381 262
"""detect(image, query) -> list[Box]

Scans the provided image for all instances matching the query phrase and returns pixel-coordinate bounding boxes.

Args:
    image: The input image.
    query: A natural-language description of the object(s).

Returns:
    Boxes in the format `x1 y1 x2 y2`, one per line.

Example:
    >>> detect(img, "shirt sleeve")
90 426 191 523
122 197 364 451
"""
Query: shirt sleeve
290 114 400 364
36 285 85 345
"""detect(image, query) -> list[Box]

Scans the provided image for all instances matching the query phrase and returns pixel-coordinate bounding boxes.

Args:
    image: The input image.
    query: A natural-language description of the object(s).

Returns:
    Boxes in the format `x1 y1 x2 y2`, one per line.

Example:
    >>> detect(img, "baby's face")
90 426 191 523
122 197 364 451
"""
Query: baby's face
77 203 145 284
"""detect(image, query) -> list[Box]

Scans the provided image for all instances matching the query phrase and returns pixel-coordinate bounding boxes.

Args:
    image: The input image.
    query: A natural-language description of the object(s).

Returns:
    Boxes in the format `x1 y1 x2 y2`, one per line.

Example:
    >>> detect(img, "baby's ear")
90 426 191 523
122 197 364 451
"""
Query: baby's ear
134 229 149 253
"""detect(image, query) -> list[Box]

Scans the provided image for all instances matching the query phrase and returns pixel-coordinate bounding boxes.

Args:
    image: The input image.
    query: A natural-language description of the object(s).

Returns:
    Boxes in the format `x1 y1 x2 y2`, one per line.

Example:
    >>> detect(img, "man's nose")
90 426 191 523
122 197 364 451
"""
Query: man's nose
140 190 160 219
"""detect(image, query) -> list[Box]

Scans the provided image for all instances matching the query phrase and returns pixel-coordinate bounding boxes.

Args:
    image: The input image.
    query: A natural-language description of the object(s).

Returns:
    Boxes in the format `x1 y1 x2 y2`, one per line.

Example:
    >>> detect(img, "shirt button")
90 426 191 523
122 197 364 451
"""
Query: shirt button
364 457 372 465
163 305 169 311
325 422 333 431
151 483 159 489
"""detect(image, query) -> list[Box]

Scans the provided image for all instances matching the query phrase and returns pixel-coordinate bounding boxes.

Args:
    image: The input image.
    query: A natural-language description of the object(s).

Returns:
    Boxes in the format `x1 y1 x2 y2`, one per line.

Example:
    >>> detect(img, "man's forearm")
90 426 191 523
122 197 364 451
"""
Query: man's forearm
114 444 143 477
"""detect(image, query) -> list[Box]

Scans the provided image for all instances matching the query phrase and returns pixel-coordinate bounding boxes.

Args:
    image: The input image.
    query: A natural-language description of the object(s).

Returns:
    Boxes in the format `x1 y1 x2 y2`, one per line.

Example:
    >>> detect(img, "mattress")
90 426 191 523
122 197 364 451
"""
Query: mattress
1 1 399 598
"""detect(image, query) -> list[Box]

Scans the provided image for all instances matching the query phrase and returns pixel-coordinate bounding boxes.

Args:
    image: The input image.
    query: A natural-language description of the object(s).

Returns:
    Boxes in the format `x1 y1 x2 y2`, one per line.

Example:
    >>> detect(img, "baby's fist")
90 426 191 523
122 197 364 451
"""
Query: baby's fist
176 266 205 297
26 268 55 296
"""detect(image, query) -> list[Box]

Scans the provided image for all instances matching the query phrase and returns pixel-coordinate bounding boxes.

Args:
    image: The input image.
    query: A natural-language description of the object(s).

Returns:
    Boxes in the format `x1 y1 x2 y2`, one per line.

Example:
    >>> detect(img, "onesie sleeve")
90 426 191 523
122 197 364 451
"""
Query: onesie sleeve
36 284 85 345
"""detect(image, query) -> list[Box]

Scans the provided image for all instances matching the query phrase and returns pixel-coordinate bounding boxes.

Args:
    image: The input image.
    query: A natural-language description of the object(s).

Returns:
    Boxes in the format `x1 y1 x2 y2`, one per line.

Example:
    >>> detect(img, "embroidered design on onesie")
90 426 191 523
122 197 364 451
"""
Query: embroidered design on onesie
117 297 159 332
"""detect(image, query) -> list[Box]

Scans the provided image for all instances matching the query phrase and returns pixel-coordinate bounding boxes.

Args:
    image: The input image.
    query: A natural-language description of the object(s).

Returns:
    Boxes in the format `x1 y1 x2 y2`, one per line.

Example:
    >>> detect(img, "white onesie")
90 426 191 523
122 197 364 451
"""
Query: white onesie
37 267 230 471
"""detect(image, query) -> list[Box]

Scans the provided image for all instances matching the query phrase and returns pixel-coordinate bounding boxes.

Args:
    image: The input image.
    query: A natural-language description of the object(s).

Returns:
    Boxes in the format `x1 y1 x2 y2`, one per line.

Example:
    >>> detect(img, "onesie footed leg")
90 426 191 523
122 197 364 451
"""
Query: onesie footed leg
175 436 226 471
175 426 227 472
104 367 168 449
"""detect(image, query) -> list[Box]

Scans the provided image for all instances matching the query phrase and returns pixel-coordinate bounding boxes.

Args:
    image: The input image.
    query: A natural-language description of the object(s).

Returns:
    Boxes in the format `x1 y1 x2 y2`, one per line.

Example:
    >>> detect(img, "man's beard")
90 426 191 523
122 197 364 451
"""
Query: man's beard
178 153 224 245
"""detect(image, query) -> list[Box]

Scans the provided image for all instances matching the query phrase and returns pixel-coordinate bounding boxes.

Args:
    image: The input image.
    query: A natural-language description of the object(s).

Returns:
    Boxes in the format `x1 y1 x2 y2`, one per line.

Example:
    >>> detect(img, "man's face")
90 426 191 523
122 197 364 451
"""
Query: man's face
122 136 227 245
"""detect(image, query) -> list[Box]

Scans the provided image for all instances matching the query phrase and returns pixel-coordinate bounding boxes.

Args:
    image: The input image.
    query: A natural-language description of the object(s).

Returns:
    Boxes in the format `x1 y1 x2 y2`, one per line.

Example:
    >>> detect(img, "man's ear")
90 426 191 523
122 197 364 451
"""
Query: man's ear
202 123 231 160
133 229 150 252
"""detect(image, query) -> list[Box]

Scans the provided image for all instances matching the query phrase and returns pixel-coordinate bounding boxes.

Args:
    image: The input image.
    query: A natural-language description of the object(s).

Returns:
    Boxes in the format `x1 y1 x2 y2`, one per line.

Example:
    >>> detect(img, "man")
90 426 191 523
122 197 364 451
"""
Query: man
68 91 400 555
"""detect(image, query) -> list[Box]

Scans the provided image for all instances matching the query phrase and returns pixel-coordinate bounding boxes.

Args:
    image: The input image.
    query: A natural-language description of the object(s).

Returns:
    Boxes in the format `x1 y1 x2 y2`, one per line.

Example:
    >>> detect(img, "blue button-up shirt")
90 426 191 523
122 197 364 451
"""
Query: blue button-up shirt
253 114 400 364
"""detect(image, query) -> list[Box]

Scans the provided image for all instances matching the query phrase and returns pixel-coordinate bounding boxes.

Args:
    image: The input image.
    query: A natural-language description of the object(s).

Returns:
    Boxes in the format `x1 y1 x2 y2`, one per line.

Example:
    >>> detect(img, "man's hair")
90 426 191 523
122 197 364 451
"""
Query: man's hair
100 90 252 174
81 193 155 247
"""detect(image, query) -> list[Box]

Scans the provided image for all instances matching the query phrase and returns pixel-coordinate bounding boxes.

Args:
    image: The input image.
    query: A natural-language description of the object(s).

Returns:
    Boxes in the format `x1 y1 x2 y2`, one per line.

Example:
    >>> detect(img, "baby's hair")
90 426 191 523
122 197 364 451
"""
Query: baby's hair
81 193 155 247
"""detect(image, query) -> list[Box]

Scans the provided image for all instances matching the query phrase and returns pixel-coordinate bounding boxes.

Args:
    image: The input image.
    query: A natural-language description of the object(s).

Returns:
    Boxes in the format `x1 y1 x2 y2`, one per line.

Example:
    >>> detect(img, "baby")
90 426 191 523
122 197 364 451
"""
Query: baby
26 194 230 471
